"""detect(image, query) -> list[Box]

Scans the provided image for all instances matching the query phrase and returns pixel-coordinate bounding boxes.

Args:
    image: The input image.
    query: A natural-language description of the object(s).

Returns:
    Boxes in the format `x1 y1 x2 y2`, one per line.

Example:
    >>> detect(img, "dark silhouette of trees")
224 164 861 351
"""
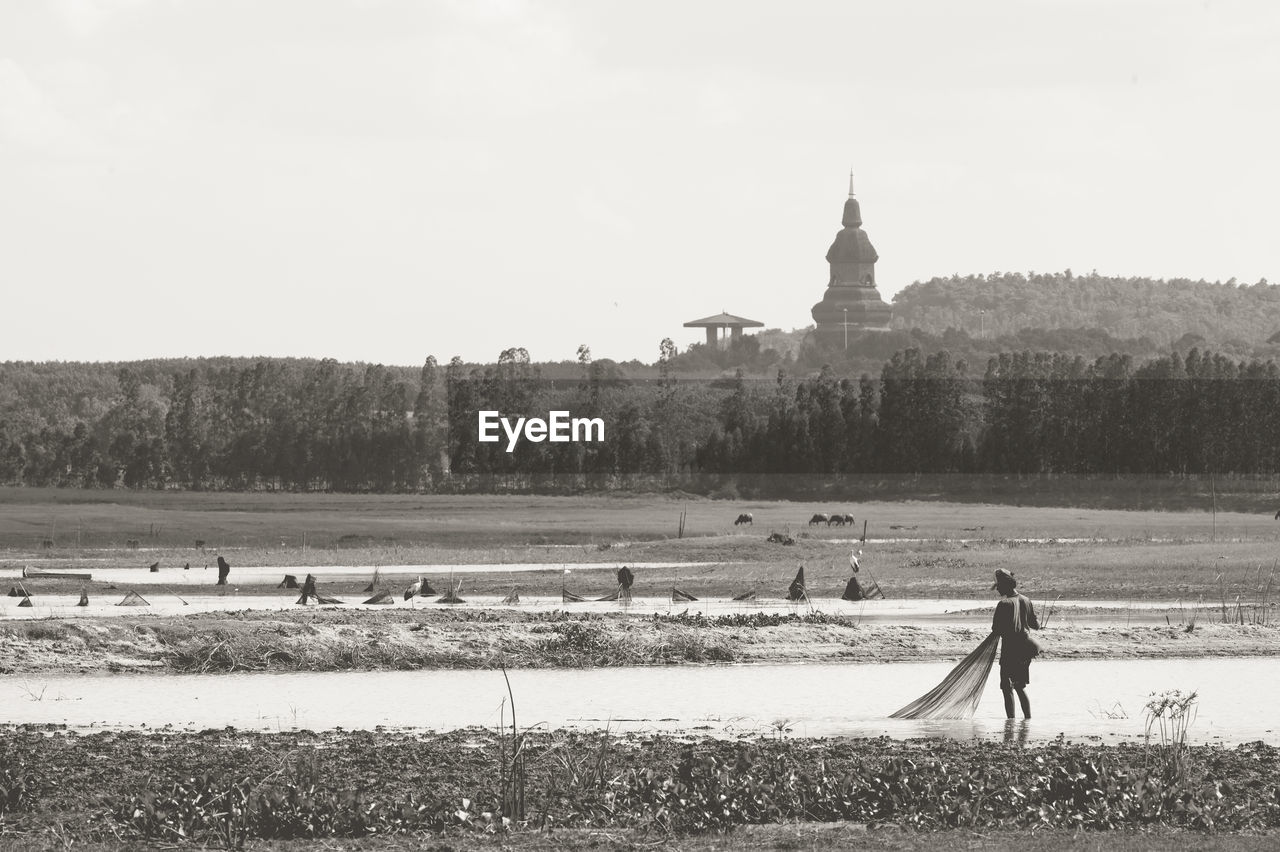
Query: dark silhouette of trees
6 344 1280 491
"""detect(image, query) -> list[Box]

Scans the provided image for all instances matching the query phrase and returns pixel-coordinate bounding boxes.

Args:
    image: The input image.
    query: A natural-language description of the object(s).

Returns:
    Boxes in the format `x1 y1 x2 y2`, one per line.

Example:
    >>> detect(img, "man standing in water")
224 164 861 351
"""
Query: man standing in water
992 568 1039 719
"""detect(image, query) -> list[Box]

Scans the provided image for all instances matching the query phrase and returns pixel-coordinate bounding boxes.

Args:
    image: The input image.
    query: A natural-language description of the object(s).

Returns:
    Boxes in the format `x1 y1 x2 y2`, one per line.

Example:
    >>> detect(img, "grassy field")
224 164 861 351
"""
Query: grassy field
5 536 1280 603
3 488 1280 602
3 486 1280 550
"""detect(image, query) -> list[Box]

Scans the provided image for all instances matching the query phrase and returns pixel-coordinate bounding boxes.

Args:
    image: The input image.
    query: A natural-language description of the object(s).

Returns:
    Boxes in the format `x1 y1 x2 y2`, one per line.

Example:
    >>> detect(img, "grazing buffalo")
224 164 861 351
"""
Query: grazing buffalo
808 513 830 526
840 514 854 526
734 513 754 526
126 539 140 549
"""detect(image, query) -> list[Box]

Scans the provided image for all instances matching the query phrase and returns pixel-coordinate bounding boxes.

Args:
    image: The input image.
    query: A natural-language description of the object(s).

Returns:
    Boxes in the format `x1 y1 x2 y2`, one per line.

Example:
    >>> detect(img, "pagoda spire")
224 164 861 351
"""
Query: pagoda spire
811 176 892 342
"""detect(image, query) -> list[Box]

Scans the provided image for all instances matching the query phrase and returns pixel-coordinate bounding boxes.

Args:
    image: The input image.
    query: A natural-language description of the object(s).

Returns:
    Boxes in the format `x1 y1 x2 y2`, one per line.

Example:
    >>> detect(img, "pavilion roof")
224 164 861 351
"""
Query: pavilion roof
683 312 764 328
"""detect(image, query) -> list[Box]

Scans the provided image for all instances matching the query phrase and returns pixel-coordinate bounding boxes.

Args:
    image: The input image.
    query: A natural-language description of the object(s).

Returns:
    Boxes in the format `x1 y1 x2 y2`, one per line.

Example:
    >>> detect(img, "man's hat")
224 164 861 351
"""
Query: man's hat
992 568 1016 590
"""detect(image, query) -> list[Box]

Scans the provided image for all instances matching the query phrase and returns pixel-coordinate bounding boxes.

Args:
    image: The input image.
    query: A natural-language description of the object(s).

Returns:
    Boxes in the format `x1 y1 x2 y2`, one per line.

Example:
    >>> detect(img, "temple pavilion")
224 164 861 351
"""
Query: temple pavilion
683 311 764 348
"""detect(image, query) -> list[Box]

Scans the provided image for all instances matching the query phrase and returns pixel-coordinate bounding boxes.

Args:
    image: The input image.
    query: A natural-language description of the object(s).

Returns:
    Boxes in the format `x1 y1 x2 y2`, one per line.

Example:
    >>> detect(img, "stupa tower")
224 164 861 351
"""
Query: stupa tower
811 173 892 345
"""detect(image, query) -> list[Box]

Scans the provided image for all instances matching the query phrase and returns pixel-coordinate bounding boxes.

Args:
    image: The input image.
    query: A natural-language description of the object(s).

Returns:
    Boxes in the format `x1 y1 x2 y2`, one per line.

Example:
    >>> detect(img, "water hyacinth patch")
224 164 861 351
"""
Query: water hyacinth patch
3 727 1278 843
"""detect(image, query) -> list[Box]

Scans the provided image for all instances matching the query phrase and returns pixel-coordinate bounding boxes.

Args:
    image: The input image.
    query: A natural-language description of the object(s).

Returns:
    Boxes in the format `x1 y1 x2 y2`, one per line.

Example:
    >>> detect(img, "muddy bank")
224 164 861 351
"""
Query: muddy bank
4 610 1280 675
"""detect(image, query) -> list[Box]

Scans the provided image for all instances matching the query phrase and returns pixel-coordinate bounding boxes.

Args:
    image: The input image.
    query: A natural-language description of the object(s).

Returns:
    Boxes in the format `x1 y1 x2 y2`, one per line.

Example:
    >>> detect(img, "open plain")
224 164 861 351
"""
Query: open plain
3 487 1279 848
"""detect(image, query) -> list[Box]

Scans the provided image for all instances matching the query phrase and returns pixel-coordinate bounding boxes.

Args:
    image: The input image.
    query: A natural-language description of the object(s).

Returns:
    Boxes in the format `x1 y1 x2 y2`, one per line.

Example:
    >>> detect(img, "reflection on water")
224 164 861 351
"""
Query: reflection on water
1 657 1274 745
1003 719 1030 747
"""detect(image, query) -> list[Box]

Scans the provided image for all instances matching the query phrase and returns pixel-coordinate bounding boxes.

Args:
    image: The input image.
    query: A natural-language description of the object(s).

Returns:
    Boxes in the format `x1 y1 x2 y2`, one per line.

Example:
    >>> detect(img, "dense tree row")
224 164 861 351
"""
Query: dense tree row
0 359 435 491
697 348 1280 477
0 347 718 490
5 344 1280 492
442 346 717 481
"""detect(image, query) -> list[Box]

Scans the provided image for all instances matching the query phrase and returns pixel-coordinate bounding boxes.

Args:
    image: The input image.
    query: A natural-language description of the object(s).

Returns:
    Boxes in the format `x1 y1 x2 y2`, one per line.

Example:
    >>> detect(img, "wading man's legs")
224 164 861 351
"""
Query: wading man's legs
1002 685 1031 719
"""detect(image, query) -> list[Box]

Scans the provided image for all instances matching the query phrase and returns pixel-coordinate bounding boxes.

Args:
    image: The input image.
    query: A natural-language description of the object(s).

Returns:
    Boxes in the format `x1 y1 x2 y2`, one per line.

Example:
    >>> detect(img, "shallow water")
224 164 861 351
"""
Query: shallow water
2 657 1272 745
0 561 718 586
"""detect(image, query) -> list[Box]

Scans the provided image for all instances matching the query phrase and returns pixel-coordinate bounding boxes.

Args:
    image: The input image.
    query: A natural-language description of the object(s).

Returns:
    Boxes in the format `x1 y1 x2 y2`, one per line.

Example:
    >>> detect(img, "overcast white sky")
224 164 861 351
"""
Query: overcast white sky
2 0 1278 366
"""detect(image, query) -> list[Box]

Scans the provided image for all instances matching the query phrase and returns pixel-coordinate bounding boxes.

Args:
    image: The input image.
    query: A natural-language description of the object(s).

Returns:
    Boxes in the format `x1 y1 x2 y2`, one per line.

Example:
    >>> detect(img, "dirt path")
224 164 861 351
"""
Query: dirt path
4 611 1278 675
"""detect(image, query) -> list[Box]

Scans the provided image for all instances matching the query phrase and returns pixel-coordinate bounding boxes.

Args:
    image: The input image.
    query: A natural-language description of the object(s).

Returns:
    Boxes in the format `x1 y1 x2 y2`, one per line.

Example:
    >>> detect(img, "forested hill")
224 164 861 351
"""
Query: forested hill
891 271 1280 346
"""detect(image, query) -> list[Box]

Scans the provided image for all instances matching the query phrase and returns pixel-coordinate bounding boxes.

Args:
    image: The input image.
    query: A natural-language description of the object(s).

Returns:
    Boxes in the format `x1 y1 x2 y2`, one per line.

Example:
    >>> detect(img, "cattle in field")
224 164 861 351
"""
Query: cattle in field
1275 510 1280 520
734 513 753 526
126 539 140 549
840 514 854 526
41 539 54 549
195 539 206 549
808 513 830 525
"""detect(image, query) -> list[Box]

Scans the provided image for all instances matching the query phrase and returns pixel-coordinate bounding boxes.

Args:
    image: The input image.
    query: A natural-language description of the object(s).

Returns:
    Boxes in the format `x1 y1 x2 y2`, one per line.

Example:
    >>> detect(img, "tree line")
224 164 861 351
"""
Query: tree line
697 348 1280 477
3 346 1280 492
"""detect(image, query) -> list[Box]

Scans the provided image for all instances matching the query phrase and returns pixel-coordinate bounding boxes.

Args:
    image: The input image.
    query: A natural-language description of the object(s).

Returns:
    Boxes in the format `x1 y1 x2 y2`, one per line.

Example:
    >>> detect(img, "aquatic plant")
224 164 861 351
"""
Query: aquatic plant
497 666 526 825
11 725 1263 843
114 771 460 845
117 773 252 848
653 611 855 628
1215 567 1277 626
0 755 41 818
1144 689 1199 777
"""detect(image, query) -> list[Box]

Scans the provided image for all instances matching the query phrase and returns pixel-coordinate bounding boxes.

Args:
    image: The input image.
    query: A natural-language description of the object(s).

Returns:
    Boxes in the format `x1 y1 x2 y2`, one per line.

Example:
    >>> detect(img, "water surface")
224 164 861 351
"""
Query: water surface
3 657 1272 745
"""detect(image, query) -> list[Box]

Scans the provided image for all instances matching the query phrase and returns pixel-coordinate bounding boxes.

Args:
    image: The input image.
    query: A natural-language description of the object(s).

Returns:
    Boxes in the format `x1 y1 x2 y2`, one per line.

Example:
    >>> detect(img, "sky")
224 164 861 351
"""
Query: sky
2 0 1278 366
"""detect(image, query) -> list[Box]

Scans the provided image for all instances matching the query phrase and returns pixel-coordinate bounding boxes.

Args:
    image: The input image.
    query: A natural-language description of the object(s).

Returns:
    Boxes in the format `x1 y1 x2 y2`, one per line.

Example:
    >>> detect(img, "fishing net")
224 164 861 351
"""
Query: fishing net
890 632 999 720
